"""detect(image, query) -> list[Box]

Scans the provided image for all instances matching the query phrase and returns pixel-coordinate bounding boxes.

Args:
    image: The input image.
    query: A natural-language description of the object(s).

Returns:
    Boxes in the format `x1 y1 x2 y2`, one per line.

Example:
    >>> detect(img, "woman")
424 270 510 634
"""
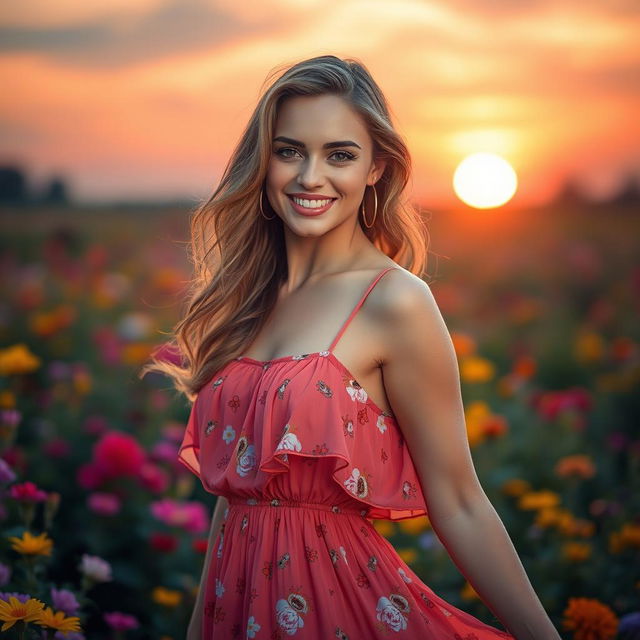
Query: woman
144 55 561 639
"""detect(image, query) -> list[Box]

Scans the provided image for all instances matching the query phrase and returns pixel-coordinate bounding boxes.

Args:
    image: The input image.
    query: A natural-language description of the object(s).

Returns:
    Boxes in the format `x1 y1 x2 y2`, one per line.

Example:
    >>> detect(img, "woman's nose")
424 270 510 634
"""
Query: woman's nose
297 157 324 188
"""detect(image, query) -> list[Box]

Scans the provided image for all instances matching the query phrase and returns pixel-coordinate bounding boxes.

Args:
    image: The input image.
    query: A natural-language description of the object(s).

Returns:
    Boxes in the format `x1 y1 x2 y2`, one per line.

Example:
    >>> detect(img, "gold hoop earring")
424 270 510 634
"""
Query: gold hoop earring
259 188 276 220
361 183 378 228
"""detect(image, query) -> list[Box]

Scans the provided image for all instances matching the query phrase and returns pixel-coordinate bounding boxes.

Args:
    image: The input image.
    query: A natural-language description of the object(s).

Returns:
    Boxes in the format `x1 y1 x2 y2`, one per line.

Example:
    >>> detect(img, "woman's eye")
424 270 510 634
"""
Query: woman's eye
274 148 356 163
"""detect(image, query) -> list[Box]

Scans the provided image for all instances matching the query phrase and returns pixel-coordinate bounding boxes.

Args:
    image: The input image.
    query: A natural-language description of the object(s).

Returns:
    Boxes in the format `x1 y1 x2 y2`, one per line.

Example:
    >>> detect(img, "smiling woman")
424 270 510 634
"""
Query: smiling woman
141 54 561 640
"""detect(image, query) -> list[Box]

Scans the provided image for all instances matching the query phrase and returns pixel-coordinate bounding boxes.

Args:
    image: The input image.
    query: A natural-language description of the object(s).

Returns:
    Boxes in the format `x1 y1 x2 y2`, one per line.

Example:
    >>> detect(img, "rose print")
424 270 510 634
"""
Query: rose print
222 424 236 444
247 615 261 637
376 415 387 434
346 378 368 403
376 595 409 632
344 468 369 498
215 578 225 598
276 431 302 452
342 415 354 438
237 442 257 477
275 593 307 635
402 480 417 500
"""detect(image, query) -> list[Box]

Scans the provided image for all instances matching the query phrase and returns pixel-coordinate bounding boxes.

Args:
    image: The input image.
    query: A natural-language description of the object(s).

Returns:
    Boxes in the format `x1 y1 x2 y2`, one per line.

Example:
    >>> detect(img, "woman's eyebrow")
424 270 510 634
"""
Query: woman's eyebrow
273 135 361 150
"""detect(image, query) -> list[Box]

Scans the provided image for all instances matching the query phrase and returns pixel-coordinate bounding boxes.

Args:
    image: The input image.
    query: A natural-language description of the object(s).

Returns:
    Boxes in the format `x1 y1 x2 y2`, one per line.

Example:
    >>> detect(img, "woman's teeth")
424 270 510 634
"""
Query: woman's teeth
292 196 333 209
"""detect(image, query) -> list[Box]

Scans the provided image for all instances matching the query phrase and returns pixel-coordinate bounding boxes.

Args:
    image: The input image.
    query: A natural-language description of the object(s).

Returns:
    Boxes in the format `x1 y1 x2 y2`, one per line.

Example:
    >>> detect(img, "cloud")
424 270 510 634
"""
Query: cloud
0 0 279 69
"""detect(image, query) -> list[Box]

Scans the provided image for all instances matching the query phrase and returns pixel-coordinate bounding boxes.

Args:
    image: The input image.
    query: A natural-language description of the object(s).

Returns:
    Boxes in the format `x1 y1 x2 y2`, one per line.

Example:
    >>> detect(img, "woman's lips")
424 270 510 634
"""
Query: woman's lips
287 195 336 217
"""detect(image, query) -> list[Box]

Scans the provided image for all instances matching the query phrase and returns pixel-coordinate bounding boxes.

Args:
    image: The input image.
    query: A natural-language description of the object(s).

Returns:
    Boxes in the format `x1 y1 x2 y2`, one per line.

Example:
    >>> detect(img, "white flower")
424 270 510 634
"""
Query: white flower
346 380 368 403
247 615 261 637
275 599 304 635
78 554 112 582
376 596 408 632
377 415 387 434
215 578 225 598
276 432 302 452
222 424 236 444
343 468 368 498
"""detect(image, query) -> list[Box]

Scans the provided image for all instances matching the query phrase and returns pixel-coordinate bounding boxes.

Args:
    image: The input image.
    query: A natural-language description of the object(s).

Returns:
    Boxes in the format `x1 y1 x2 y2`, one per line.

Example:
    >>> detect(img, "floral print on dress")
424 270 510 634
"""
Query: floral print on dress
344 468 369 499
236 436 257 477
376 415 387 434
376 594 410 632
276 429 302 453
345 378 368 403
398 567 412 583
215 578 225 598
275 593 308 635
247 615 261 637
222 424 236 444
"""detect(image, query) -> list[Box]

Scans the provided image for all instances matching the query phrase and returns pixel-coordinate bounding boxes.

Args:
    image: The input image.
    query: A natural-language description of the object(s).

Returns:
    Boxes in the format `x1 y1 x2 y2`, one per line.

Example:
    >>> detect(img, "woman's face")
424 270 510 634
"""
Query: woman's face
265 94 385 237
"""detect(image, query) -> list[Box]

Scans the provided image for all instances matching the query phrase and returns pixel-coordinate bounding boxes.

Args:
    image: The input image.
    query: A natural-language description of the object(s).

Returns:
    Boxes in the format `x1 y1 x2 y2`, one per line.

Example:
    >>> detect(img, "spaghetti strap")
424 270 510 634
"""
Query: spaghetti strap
328 266 397 352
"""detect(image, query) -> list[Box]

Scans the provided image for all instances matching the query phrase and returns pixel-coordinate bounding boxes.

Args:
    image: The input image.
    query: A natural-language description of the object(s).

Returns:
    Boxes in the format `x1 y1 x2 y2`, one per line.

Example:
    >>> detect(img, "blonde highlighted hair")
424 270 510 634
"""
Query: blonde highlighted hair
140 54 430 400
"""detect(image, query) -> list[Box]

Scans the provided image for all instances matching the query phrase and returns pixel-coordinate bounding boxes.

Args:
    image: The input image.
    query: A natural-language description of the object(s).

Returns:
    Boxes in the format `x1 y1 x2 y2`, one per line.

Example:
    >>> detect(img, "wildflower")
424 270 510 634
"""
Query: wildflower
554 454 596 479
93 431 146 478
562 597 618 640
0 459 16 484
372 520 395 538
8 481 48 502
87 492 121 516
150 498 209 534
35 606 82 633
0 344 41 375
501 478 531 497
517 490 561 511
459 356 495 383
103 611 139 631
51 587 81 616
562 542 592 562
398 516 431 535
192 538 208 554
78 554 112 583
8 531 53 556
397 548 417 564
609 523 640 553
0 563 10 587
574 330 605 364
0 595 45 631
450 332 476 358
149 533 178 553
152 587 182 607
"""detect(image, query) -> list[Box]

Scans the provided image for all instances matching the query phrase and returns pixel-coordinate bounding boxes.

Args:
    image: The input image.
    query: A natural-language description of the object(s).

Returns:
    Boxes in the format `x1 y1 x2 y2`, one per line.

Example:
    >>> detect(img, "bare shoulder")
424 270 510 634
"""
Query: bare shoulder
368 266 445 364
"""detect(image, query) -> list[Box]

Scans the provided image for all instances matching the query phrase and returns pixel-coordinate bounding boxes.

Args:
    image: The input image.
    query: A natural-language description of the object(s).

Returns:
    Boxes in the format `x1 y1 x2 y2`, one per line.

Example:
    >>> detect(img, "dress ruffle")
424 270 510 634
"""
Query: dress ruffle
178 353 428 521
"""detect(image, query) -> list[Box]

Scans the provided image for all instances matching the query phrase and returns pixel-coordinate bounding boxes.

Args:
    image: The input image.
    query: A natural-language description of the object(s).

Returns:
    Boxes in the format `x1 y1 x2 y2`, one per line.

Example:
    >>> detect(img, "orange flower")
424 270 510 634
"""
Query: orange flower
450 332 476 358
459 356 495 384
574 331 605 364
513 355 536 379
609 523 640 553
518 490 561 511
501 478 531 498
398 516 431 535
554 454 596 479
562 597 618 640
482 415 508 438
372 520 395 538
562 542 592 562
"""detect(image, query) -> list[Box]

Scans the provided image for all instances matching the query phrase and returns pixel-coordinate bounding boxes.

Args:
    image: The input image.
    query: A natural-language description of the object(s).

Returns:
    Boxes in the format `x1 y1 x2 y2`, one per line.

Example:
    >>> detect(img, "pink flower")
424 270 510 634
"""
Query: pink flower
9 481 48 502
93 431 146 478
77 463 107 490
149 440 178 463
150 498 209 534
103 611 139 631
87 492 121 516
138 462 169 493
83 415 109 437
43 437 71 458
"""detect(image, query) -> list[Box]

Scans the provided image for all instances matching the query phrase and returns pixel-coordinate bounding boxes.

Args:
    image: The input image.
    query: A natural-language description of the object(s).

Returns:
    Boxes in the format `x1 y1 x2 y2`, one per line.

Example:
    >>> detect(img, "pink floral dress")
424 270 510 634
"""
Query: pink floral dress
178 266 514 639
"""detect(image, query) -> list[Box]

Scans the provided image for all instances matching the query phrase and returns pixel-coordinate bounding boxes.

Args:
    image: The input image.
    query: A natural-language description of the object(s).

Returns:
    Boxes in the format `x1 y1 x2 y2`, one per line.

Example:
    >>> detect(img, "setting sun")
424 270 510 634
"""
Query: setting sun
453 153 518 209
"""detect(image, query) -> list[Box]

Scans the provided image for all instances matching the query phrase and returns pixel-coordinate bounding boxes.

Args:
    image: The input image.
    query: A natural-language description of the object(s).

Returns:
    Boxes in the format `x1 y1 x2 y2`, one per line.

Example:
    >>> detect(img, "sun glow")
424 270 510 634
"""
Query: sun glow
453 153 518 209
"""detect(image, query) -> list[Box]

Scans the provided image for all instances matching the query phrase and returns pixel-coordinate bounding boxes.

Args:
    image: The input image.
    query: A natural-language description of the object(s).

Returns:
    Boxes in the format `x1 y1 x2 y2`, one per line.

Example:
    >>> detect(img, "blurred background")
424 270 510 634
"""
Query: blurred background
0 1 638 639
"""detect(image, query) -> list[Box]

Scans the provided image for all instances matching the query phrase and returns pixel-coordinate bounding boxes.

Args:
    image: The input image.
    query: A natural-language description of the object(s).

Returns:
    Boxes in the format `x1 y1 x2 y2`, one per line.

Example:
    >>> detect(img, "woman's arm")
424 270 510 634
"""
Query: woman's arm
377 270 561 640
186 494 229 640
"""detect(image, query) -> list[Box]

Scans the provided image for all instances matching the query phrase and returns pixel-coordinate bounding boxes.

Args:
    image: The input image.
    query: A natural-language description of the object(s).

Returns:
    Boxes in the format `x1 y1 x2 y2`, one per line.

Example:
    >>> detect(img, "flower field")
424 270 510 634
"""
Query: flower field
0 204 638 639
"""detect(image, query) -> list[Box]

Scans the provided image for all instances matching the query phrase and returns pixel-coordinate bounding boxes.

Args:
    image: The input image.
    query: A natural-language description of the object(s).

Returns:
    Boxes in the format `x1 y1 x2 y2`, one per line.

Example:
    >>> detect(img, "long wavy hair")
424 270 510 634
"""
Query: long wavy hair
139 54 431 401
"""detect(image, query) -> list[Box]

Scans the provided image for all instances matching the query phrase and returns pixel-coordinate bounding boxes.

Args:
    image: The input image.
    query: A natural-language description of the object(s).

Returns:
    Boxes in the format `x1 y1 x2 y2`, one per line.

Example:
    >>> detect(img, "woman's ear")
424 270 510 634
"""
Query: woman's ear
369 159 387 185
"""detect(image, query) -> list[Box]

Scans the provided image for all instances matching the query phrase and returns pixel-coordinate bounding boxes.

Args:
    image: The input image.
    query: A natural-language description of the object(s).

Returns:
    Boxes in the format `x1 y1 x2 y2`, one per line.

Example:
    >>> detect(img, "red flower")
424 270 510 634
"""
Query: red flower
93 431 146 479
192 538 208 554
150 532 178 553
9 481 48 502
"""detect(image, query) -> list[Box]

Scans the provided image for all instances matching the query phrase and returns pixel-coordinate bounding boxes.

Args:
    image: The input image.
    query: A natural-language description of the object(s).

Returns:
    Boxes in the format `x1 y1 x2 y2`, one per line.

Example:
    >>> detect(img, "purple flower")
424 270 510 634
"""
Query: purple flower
619 611 640 640
0 591 30 603
0 562 11 587
51 586 81 616
0 459 16 484
54 633 85 640
0 410 21 429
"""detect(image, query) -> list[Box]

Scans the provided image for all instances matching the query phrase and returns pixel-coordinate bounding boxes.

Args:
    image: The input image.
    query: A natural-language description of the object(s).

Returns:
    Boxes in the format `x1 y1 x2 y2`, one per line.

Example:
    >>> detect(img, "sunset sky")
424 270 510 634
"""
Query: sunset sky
1 0 638 209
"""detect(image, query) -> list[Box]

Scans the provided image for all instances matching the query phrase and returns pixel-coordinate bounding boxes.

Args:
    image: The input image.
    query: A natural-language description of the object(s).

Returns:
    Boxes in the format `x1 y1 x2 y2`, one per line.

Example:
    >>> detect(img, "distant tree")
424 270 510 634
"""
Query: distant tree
42 175 70 205
0 165 28 202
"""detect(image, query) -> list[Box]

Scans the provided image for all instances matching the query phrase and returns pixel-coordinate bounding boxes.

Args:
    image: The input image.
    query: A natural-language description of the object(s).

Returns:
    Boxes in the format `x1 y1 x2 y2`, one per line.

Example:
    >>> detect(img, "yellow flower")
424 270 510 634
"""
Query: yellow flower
554 454 596 479
73 369 92 395
372 520 395 538
517 490 561 511
459 356 495 384
122 343 154 366
561 597 618 640
397 548 417 564
501 478 531 498
35 606 82 632
464 401 490 447
460 580 480 601
398 515 431 535
0 344 41 376
562 542 592 562
574 331 605 364
152 587 182 607
0 596 45 632
8 531 53 556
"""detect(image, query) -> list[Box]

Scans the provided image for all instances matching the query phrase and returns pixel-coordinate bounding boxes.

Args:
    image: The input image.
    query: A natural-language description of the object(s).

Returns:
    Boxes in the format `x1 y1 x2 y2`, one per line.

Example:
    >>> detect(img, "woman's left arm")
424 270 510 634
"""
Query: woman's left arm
378 271 561 640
